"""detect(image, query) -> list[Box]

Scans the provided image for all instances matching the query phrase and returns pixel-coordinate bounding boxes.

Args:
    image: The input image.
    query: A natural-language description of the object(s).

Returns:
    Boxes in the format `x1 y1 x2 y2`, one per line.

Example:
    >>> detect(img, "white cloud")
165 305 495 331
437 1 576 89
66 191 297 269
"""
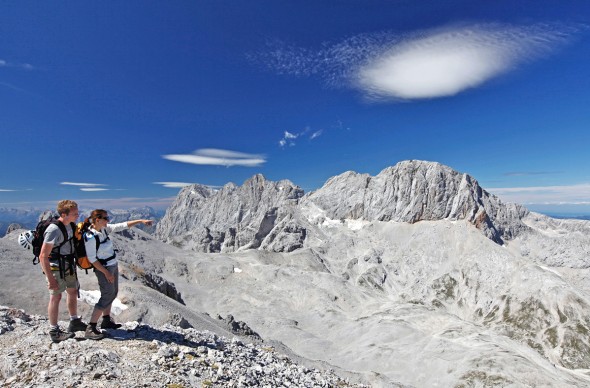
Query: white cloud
356 24 571 99
284 131 298 140
61 182 110 191
279 127 323 147
153 182 194 188
256 23 579 101
0 189 16 192
80 188 109 192
0 59 34 70
162 148 266 167
61 182 107 187
487 183 590 205
310 130 323 139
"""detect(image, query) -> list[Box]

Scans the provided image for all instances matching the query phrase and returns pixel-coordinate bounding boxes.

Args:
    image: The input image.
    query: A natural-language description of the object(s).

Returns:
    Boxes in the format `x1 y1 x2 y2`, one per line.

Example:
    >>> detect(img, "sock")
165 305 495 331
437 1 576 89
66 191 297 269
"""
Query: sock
103 315 111 321
70 315 79 321
51 324 59 331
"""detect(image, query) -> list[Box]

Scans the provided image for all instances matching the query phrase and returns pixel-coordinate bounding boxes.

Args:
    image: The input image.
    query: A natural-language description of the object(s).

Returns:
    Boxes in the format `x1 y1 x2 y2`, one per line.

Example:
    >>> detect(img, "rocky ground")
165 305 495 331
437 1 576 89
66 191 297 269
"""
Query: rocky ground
0 306 366 388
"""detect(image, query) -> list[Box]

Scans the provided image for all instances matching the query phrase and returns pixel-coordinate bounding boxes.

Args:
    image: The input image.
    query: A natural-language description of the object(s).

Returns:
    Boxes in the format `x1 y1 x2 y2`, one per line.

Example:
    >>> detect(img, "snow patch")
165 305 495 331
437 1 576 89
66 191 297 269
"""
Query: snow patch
78 289 129 315
346 219 369 230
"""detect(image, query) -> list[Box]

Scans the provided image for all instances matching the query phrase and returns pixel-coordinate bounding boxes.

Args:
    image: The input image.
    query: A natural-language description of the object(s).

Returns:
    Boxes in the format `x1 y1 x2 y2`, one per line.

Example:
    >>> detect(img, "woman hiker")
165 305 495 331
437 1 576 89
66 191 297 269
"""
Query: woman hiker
82 209 153 339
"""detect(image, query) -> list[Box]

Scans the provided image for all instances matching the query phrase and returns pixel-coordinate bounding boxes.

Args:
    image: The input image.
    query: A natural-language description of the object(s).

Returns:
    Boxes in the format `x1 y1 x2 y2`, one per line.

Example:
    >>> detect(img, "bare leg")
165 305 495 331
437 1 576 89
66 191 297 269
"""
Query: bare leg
102 304 112 318
65 288 78 317
90 306 103 324
48 294 62 326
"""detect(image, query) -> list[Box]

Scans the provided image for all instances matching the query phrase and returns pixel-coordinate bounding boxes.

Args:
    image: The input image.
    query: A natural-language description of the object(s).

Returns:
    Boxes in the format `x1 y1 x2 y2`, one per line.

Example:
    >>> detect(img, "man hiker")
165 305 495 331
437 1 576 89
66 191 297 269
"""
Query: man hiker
38 199 87 342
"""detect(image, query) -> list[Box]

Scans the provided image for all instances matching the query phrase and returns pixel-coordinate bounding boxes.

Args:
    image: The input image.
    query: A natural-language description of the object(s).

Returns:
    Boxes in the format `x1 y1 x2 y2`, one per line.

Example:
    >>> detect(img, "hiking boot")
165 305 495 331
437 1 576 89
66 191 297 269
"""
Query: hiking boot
68 317 88 332
49 327 75 343
100 316 122 330
84 325 105 340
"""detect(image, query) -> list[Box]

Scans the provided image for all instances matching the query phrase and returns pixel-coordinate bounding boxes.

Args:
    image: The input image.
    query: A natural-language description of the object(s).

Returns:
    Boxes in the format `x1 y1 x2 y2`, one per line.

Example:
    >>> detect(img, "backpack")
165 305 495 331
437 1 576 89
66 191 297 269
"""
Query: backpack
30 216 75 265
73 222 113 272
74 221 97 273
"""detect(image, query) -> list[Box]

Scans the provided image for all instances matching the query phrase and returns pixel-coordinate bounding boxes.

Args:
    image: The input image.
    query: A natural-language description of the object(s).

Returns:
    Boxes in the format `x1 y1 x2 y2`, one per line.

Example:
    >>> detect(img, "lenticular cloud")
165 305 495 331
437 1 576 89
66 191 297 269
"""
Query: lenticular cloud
255 23 576 101
356 24 569 99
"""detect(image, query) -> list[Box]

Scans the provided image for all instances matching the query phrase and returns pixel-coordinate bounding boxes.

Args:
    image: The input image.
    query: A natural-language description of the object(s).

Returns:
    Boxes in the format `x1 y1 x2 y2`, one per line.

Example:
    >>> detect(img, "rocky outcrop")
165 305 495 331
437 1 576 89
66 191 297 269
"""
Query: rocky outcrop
0 306 363 387
141 273 185 305
155 176 305 253
217 314 261 339
4 223 22 235
304 160 530 244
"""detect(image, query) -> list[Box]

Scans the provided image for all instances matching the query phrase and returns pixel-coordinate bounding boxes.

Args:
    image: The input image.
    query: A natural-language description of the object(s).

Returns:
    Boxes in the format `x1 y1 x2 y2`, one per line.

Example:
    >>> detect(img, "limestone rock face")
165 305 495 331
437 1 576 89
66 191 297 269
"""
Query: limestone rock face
155 160 532 252
155 176 304 252
304 160 529 243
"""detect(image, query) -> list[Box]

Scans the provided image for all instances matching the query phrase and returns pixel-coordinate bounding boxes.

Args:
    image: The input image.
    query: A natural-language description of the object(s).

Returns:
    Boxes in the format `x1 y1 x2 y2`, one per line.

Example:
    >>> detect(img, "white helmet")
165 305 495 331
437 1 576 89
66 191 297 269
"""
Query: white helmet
18 230 34 250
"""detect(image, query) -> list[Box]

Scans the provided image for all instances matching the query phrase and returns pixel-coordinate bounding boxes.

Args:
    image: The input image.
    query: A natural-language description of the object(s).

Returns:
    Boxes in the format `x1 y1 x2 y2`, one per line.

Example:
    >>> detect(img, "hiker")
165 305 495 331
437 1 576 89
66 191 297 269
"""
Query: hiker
82 209 153 340
38 199 88 342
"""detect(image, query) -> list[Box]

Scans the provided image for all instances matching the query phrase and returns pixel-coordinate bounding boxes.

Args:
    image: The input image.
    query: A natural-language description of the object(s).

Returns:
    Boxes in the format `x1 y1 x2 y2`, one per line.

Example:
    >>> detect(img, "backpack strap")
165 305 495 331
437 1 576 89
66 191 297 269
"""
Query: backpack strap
50 221 73 258
93 229 116 266
49 221 76 279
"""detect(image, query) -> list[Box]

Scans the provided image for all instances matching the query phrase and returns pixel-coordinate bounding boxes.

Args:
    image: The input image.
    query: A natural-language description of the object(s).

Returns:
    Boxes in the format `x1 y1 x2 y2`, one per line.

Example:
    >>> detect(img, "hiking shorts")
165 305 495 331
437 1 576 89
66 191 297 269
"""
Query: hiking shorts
46 270 77 295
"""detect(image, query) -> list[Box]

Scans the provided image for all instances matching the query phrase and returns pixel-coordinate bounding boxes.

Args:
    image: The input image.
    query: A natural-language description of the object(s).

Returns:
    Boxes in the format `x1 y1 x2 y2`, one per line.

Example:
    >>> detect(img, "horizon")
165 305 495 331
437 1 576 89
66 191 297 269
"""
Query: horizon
1 2 590 216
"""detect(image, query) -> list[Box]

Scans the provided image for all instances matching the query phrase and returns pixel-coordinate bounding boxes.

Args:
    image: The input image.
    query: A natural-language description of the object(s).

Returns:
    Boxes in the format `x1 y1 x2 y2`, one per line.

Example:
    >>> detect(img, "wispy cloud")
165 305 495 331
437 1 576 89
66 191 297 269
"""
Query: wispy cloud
61 182 107 187
278 127 323 147
153 182 194 188
487 183 590 205
254 22 580 100
0 189 17 192
0 59 34 71
80 188 109 192
61 182 110 191
162 148 266 167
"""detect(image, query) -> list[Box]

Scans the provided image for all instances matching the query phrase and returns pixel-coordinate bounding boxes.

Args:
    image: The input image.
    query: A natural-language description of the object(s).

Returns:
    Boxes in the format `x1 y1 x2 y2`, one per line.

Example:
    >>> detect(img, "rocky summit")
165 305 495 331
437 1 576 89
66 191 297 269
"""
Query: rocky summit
0 306 366 388
155 175 305 253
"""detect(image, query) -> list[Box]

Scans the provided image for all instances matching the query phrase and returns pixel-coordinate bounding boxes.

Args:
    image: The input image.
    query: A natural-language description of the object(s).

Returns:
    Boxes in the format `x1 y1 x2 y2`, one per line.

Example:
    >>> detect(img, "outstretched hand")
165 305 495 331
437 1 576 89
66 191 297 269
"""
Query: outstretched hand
143 220 153 226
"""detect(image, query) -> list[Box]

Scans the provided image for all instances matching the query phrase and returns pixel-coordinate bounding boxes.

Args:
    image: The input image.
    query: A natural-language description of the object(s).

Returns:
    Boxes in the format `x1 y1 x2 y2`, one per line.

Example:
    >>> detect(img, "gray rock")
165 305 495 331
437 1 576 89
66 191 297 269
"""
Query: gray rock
5 223 22 235
0 306 366 387
303 160 530 244
157 161 531 255
155 175 304 253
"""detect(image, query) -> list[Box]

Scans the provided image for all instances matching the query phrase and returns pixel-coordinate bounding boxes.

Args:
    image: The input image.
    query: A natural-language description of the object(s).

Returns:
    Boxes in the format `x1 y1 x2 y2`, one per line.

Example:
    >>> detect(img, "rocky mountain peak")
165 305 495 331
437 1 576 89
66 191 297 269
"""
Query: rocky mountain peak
155 175 305 252
306 160 529 243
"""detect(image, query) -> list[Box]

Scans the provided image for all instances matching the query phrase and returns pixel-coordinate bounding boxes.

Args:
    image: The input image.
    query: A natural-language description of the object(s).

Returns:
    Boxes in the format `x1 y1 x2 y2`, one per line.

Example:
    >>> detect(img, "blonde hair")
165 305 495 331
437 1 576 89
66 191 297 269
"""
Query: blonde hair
57 200 78 216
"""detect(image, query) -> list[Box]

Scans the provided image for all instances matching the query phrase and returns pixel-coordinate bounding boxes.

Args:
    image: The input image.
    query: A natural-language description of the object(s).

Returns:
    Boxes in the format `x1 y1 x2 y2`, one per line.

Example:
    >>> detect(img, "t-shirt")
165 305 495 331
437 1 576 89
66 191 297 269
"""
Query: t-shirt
43 222 75 256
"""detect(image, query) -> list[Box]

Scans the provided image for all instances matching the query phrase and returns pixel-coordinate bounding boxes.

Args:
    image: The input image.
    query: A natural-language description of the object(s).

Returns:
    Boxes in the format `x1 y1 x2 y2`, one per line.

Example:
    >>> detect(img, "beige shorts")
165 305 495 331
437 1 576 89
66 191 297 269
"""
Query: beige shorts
46 270 77 295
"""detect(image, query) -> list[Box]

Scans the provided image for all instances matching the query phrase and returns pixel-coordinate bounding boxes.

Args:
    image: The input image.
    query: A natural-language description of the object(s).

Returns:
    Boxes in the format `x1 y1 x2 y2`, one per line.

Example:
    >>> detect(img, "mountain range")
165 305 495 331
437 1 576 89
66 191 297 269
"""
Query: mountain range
2 160 590 387
0 206 161 237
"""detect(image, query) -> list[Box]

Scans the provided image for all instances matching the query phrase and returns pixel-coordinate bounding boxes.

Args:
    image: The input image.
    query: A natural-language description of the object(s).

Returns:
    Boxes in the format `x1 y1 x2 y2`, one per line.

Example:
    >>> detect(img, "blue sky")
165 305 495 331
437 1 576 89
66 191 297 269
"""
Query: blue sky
1 1 589 215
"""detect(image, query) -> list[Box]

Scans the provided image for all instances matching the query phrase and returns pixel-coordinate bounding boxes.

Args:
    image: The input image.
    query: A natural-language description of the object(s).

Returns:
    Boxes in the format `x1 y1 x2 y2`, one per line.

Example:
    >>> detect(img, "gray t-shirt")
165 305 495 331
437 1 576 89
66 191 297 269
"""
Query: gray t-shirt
43 223 75 256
